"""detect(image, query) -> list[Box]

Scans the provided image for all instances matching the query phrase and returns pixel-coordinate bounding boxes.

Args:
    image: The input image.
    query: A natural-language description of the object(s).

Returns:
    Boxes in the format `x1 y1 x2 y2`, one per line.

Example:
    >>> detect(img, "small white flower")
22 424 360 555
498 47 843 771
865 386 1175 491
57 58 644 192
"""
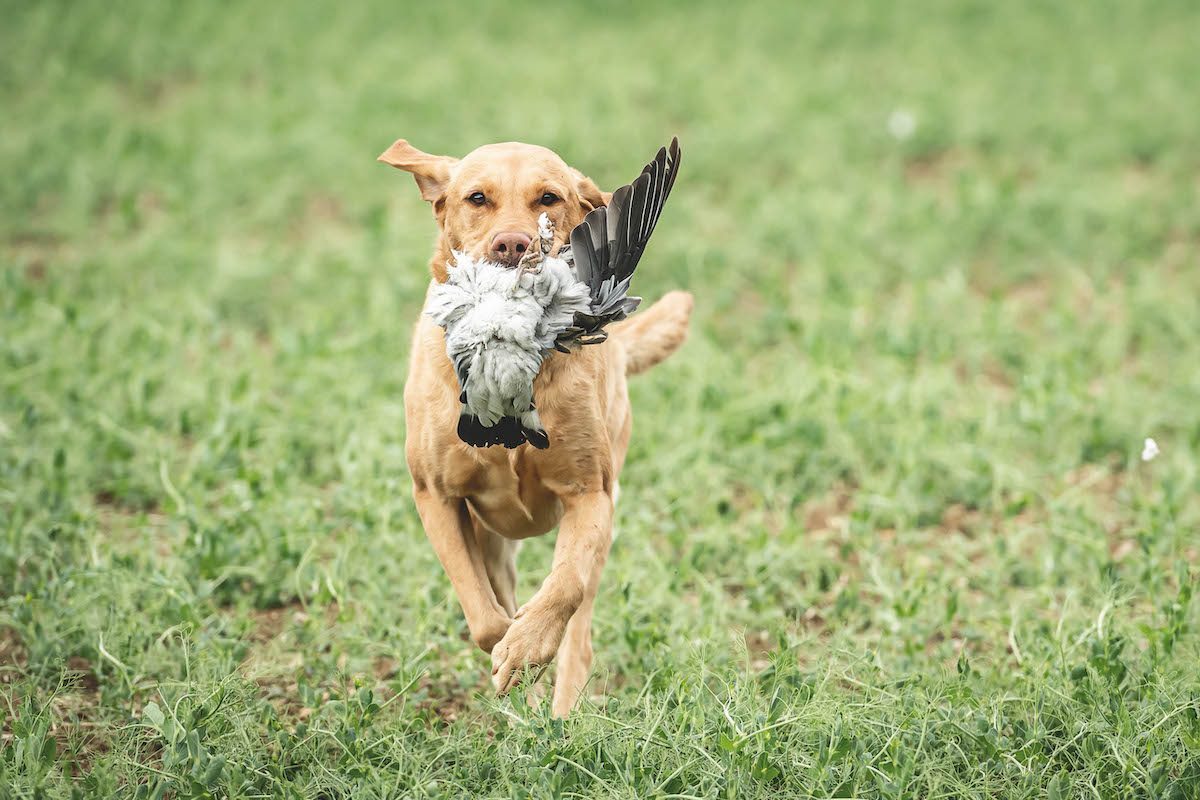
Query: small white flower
1141 437 1160 462
887 109 917 141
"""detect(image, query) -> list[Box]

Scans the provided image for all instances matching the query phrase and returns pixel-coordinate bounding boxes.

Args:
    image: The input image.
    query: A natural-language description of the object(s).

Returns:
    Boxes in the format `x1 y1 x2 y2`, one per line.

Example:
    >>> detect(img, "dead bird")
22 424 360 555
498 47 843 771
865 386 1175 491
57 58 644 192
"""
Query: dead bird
424 138 682 449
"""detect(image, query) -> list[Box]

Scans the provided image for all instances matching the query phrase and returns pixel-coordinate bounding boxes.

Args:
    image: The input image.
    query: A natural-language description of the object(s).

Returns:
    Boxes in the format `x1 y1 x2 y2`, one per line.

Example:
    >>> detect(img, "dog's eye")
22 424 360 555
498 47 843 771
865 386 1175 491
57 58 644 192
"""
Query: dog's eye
539 192 560 206
467 192 487 206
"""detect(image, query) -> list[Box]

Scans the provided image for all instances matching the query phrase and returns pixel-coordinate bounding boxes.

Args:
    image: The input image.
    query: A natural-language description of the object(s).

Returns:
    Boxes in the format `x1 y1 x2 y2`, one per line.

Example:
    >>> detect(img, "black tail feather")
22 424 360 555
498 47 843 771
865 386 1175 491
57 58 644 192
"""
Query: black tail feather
523 427 550 449
561 138 681 351
457 412 548 450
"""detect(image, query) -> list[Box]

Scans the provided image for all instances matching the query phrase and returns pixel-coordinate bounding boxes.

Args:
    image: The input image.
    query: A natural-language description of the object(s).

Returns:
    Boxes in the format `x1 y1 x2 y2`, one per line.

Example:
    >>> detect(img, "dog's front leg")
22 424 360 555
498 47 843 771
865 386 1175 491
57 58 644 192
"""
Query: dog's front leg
413 487 512 653
490 490 612 697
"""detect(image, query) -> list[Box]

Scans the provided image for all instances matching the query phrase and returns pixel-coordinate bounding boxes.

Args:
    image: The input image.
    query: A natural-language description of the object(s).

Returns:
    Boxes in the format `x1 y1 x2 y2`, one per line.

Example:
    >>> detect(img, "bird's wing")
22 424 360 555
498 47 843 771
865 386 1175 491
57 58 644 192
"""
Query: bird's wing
564 138 681 345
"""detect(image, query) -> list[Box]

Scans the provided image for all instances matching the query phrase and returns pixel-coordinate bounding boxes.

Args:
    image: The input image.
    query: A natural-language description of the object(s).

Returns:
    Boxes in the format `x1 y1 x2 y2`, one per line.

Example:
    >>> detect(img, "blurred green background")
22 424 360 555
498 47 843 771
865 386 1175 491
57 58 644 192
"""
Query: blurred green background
2 2 1199 797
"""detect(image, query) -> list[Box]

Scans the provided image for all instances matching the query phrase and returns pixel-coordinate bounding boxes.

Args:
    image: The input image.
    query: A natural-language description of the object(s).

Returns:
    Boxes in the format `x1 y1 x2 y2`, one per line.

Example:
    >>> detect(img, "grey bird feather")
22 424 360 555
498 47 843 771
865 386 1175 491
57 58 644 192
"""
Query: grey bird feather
425 246 590 449
424 138 682 449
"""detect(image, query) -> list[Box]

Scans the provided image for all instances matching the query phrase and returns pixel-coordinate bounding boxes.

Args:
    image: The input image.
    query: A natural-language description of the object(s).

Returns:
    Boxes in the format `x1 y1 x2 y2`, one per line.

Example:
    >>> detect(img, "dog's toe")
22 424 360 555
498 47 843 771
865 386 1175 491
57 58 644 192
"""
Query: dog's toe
489 611 563 696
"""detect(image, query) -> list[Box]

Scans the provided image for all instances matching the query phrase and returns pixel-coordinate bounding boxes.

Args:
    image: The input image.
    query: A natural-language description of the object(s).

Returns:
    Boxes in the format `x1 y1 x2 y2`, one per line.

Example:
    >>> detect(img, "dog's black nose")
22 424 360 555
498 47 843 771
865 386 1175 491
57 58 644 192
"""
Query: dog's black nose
489 232 531 266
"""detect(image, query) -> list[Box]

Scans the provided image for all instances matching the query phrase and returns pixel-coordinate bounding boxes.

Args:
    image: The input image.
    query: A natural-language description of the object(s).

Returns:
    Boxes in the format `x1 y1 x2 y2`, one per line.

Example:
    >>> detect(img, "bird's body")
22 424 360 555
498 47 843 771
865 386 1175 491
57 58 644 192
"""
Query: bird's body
424 139 682 449
425 247 591 448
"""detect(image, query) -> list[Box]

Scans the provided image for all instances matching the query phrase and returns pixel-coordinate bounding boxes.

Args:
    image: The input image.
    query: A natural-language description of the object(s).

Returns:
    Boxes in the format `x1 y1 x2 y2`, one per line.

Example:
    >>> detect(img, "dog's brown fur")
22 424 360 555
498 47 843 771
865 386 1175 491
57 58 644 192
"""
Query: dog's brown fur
380 138 692 717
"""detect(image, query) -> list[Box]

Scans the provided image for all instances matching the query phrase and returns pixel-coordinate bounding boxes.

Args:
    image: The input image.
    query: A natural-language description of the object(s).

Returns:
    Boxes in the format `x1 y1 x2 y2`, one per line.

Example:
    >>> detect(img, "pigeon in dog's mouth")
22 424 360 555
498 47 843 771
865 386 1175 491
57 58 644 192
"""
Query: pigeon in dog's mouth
424 138 682 450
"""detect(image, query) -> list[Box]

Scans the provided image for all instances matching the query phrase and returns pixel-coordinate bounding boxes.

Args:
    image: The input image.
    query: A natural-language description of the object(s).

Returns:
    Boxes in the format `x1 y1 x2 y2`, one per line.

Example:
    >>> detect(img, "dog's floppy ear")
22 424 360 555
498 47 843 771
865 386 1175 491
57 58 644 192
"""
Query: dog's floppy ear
378 139 458 203
572 169 612 212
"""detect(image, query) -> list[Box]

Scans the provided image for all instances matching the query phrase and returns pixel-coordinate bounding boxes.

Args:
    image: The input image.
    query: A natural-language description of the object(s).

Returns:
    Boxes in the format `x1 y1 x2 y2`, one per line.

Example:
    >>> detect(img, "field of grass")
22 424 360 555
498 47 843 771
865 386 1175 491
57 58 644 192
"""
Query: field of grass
3 1 1200 797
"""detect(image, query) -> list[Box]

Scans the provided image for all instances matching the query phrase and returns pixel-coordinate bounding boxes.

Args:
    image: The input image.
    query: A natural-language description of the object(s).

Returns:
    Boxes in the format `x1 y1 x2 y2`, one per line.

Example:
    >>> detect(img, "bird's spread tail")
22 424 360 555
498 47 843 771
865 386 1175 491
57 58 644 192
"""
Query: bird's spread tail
559 138 681 352
457 406 550 450
609 290 693 375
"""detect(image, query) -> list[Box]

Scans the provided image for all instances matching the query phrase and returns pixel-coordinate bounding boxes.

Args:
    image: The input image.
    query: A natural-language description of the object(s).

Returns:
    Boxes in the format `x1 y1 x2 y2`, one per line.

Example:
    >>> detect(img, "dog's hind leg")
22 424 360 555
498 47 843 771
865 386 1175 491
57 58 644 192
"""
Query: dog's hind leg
609 480 620 541
473 518 549 707
474 521 521 617
490 490 613 703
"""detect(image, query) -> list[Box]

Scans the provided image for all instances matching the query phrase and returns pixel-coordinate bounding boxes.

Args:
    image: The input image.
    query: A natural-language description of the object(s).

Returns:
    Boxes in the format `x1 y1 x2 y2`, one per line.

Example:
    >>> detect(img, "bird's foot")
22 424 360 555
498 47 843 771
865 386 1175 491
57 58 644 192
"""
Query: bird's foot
517 213 556 274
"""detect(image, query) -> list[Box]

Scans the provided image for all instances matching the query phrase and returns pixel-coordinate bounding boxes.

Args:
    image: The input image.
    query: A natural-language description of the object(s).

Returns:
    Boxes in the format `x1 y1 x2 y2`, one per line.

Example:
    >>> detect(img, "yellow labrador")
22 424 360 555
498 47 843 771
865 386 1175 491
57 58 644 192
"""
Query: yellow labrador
380 138 692 716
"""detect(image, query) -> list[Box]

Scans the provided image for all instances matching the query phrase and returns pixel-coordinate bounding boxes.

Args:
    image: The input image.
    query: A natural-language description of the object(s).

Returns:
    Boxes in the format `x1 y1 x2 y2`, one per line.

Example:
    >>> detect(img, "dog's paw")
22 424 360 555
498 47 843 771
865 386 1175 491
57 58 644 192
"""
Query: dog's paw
490 607 567 695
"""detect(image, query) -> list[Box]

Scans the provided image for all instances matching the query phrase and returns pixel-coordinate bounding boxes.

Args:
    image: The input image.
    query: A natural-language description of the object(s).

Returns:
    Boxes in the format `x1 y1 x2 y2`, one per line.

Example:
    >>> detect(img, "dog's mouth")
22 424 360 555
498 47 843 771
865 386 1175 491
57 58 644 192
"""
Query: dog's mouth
473 240 560 269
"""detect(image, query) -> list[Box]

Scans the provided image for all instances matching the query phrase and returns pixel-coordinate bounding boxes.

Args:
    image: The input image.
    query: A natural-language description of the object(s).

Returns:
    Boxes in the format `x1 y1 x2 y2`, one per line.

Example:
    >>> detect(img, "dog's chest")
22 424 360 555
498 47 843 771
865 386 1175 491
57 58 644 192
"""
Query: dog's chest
463 451 562 540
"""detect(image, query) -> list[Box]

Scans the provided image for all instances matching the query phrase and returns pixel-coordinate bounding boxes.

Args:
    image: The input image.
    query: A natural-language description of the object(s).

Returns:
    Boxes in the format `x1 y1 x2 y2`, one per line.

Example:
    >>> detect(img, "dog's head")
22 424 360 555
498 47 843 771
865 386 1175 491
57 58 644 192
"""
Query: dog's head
380 139 610 280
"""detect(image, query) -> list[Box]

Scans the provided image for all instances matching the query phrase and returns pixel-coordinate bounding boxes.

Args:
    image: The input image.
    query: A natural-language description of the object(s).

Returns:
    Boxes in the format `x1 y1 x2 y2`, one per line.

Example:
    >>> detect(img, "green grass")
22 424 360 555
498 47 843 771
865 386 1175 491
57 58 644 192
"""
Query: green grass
3 1 1200 797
